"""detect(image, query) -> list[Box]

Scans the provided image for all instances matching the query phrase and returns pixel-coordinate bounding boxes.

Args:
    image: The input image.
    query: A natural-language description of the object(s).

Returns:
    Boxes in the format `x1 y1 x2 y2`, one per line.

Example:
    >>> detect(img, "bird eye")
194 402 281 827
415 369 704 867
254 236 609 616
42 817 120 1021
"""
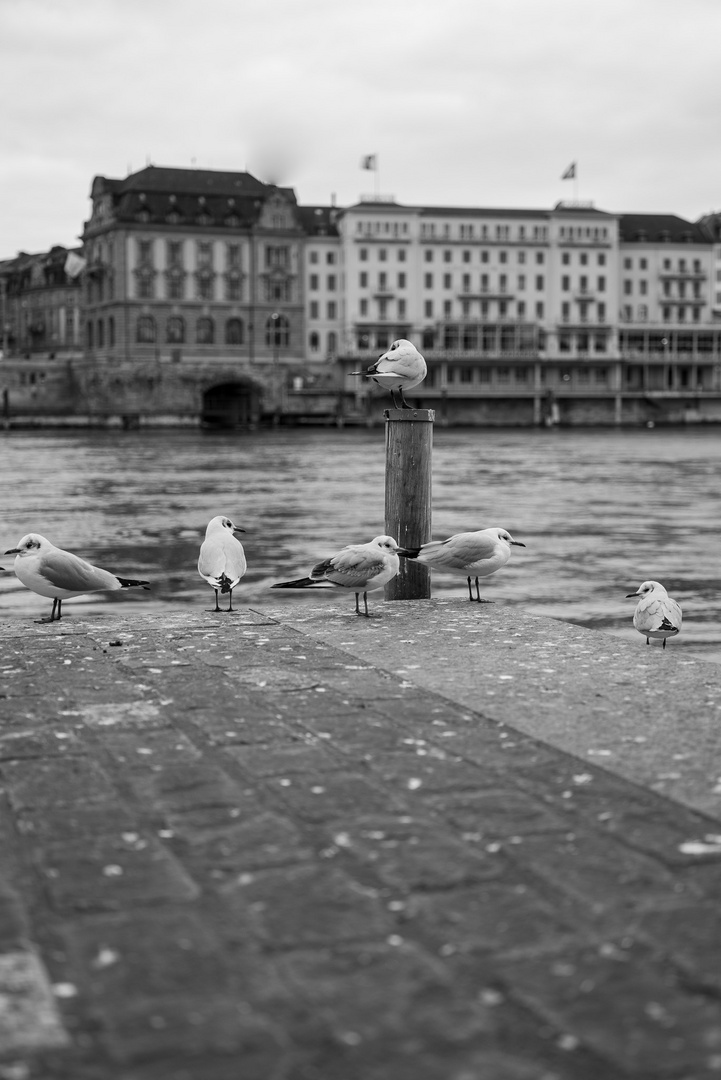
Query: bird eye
390 341 398 350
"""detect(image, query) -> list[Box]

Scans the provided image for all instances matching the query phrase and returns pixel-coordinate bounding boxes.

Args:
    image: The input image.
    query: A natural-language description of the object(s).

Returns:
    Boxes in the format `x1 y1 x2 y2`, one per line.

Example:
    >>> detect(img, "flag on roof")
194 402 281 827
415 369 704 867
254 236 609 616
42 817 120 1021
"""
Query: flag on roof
64 251 87 279
561 163 576 180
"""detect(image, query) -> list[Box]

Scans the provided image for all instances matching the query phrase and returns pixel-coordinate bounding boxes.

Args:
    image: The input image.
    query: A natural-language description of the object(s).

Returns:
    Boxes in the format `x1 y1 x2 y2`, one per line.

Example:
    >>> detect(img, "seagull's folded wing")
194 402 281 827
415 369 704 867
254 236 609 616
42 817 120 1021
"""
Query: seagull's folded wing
41 550 118 592
419 532 497 570
324 546 386 587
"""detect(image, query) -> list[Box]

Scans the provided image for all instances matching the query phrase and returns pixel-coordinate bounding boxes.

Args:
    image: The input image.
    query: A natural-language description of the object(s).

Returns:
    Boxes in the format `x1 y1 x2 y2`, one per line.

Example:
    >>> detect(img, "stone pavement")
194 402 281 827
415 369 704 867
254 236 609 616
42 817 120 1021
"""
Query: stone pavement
0 601 720 1080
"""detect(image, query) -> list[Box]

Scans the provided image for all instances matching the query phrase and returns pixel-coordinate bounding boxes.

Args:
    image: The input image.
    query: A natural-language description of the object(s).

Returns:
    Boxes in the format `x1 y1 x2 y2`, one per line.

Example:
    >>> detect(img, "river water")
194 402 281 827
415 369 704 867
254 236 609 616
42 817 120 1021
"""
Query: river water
1 425 720 663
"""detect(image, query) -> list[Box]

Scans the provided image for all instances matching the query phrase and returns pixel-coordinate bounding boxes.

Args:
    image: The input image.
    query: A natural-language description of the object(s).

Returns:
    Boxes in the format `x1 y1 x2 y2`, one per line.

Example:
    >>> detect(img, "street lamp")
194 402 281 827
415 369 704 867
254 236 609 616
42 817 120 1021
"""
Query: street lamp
270 311 280 423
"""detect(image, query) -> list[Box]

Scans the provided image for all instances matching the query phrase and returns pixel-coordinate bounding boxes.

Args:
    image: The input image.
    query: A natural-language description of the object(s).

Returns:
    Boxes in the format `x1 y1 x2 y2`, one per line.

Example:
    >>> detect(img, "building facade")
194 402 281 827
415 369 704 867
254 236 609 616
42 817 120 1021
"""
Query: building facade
2 166 720 426
335 201 720 424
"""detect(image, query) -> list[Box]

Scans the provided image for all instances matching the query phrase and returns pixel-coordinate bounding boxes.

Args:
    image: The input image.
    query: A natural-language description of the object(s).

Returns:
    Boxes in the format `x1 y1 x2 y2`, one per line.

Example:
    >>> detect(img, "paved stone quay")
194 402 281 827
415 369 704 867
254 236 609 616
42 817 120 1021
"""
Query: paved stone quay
1 599 721 1080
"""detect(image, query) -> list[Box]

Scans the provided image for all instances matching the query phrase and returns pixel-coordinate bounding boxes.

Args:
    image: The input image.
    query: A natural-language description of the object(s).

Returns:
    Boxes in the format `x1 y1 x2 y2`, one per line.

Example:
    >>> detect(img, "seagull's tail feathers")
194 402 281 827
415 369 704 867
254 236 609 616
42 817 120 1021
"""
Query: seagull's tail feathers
116 577 151 591
217 573 235 594
271 576 320 589
659 616 680 632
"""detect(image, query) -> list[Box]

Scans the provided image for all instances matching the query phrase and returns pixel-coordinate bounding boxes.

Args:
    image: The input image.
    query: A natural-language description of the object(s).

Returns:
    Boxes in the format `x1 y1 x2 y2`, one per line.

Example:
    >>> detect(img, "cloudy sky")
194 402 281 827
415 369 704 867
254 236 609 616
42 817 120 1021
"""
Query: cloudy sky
3 0 721 256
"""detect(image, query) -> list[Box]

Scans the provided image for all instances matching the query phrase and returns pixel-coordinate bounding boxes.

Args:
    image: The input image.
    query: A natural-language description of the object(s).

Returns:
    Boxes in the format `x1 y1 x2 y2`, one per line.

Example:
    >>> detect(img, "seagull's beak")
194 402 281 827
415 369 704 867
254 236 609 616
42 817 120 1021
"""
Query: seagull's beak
625 591 639 598
395 547 418 557
233 526 246 534
4 548 21 555
511 540 526 547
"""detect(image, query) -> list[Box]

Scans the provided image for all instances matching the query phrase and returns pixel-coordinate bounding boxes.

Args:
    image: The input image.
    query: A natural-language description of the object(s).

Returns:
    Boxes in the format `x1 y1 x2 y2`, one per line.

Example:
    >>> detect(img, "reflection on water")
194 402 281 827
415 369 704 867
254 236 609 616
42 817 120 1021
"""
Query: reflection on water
1 425 720 662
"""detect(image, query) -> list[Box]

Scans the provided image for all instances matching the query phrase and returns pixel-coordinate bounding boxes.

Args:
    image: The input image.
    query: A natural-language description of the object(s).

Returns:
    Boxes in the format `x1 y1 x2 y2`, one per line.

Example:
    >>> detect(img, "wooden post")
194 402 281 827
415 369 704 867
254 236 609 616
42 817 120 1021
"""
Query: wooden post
384 408 434 600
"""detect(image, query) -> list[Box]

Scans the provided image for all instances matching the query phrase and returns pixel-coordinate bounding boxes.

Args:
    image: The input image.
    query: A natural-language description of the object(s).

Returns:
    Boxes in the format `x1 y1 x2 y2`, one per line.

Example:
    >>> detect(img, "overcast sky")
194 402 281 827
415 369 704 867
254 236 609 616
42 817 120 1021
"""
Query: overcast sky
2 0 721 256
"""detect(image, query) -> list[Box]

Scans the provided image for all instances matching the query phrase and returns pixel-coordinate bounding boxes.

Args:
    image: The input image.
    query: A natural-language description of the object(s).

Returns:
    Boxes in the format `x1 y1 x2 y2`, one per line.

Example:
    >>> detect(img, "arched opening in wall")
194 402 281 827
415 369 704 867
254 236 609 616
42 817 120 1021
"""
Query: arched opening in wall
201 381 261 430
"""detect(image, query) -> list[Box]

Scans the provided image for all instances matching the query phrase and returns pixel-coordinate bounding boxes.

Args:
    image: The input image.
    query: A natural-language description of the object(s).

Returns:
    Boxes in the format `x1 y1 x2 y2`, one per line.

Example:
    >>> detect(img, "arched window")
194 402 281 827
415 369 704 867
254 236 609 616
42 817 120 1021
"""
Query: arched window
266 313 289 348
225 317 244 345
327 331 337 357
87 321 94 348
167 316 185 344
108 316 115 346
196 316 214 344
137 315 156 343
309 331 320 351
97 319 104 347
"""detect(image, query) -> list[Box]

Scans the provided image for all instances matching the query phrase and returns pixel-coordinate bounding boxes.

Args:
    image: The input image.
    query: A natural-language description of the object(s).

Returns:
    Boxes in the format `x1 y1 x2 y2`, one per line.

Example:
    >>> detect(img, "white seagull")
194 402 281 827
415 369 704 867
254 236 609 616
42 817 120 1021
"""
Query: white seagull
626 580 682 649
198 515 247 613
271 535 408 617
351 339 427 409
401 527 525 602
5 533 150 622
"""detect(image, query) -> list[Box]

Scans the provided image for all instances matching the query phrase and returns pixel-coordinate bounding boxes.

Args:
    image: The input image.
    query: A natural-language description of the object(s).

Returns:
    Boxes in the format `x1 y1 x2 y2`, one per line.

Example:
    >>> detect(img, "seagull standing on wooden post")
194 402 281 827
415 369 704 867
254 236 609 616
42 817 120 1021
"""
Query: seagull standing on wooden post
352 339 427 409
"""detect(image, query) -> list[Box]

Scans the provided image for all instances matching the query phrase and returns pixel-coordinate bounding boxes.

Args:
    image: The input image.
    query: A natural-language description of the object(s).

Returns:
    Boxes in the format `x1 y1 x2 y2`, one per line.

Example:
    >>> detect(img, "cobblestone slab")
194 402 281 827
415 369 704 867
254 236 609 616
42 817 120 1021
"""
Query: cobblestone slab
1 608 721 1079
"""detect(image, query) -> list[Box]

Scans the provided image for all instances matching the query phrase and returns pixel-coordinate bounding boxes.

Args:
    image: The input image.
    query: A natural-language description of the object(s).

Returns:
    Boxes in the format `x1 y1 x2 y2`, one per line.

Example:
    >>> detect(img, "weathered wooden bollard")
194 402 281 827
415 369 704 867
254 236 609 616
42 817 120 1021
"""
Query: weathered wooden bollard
384 408 434 600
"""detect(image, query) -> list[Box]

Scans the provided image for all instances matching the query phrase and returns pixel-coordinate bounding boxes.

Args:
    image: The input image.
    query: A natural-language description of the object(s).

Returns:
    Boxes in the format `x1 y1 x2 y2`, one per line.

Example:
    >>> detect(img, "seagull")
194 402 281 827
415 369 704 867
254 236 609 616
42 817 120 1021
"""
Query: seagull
197 515 247 613
351 339 427 409
4 533 150 622
626 580 682 649
271 535 408 617
401 527 525 602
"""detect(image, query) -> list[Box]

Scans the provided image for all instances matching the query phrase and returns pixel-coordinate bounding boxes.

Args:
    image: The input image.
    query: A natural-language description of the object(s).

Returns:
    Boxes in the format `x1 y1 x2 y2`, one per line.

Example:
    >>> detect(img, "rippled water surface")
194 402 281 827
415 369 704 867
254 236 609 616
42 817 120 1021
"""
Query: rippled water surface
2 425 720 662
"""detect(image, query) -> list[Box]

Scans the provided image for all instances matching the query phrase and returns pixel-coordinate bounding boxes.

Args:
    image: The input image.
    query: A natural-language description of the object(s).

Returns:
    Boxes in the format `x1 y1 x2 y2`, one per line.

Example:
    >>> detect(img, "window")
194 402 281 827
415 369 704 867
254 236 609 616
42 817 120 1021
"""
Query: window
624 257 632 269
562 276 570 291
397 272 406 288
326 252 335 265
598 253 606 266
309 332 320 351
562 253 570 265
518 275 526 290
536 301 544 318
327 301 336 319
166 316 185 344
624 280 632 295
639 258 647 270
266 246 289 268
424 273 433 288
309 251 318 264
359 248 368 261
481 251 489 263
108 317 115 347
462 250 471 263
379 248 387 261
266 314 289 348
137 315 156 344
536 275 544 290
424 300 433 317
639 280 647 295
196 317 214 345
499 251 507 264
309 274 319 290
378 272 387 290
309 301 319 318
398 299 406 318
359 299 368 316
443 250 452 263
443 273 452 289
536 252 544 264
327 275 336 291
197 242 213 267
597 276 606 292
580 253 588 266
518 251 526 264
226 318 244 345
424 250 433 262
398 249 406 262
